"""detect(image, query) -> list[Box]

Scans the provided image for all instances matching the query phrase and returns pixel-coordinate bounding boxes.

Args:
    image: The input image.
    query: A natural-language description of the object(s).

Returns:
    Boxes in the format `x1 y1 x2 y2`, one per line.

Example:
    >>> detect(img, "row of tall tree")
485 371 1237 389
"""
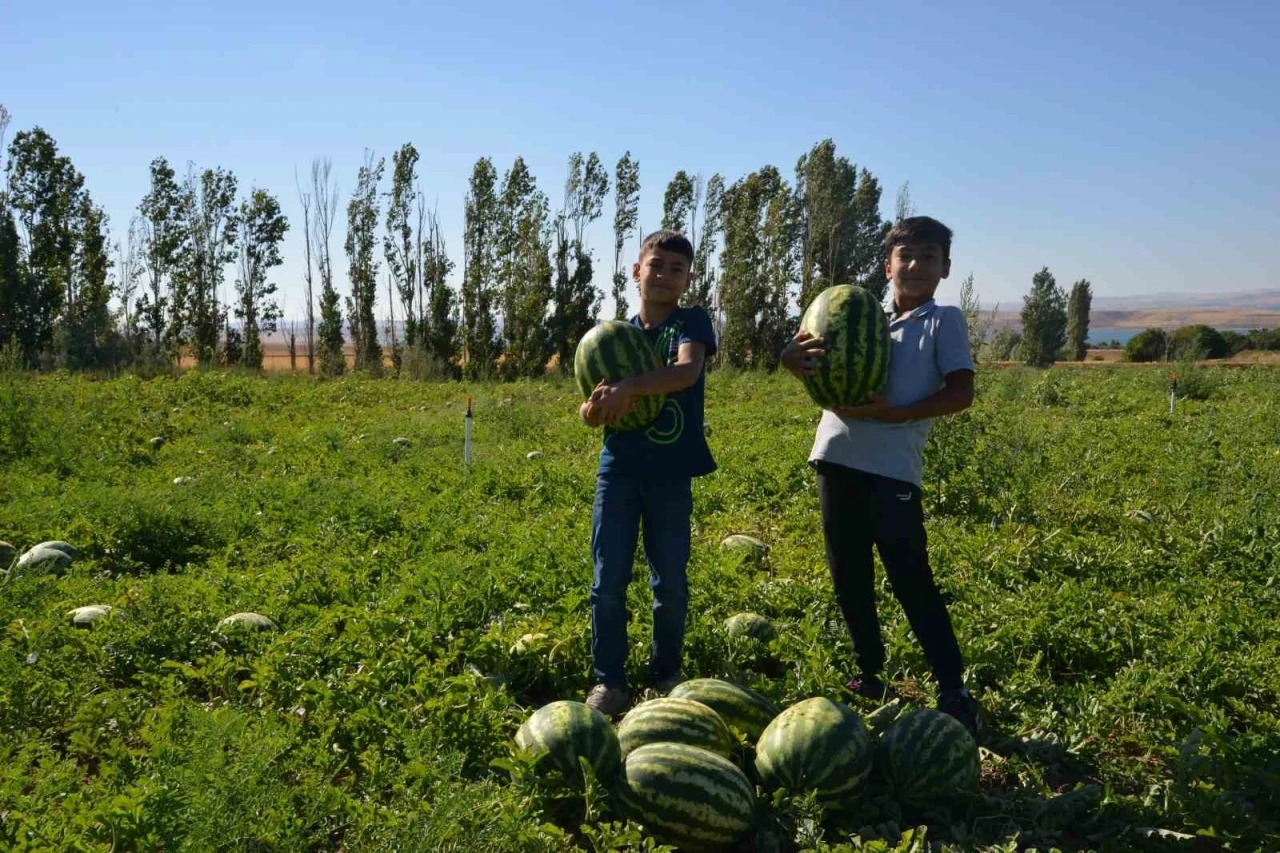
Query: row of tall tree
9 107 1071 376
980 270 1093 366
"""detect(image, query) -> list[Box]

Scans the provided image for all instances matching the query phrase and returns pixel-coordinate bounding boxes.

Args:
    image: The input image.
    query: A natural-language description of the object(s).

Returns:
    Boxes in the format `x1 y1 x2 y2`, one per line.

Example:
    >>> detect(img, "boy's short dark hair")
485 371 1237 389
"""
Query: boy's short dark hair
639 229 695 263
885 216 953 261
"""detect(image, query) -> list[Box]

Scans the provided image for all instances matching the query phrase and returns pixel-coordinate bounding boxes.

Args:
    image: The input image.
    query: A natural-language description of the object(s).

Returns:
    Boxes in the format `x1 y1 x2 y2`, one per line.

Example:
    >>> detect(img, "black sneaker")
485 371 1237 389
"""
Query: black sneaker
845 674 892 702
937 688 983 740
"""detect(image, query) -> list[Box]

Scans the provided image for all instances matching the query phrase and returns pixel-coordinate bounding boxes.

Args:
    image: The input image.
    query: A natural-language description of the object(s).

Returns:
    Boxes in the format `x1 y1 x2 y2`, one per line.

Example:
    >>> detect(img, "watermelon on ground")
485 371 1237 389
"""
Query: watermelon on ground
878 708 979 799
723 612 776 643
0 541 15 566
34 540 79 559
514 700 621 785
798 284 891 409
217 612 276 631
755 696 874 807
617 742 756 851
616 697 734 758
668 678 781 742
68 605 116 628
572 321 665 432
15 545 73 574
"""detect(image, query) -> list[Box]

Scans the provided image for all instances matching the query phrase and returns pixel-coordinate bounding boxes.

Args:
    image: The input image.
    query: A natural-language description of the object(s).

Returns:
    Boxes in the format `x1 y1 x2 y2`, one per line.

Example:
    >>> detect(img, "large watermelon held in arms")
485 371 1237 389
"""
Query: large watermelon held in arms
669 678 781 743
573 321 665 432
617 742 757 851
616 697 735 758
798 284 891 409
754 696 874 807
878 708 979 800
514 700 622 785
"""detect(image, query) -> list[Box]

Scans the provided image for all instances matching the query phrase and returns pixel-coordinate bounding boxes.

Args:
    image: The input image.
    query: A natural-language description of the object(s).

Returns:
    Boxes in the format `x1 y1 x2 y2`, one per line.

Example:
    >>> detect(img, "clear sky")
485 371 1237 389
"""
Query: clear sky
4 0 1279 320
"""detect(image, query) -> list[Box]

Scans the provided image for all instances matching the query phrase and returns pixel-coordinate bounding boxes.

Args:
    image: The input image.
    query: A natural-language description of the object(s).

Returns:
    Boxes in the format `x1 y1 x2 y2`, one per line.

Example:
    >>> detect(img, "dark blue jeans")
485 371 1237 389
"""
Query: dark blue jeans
590 473 693 689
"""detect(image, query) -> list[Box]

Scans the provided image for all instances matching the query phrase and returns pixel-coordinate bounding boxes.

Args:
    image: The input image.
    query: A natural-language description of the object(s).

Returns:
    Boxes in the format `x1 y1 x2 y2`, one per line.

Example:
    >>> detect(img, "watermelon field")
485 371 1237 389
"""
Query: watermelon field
2 365 1278 851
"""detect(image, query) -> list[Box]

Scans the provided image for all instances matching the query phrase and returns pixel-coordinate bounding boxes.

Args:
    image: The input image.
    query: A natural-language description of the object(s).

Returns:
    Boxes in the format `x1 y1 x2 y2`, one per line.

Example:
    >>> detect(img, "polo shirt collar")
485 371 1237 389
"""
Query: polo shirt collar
884 296 937 323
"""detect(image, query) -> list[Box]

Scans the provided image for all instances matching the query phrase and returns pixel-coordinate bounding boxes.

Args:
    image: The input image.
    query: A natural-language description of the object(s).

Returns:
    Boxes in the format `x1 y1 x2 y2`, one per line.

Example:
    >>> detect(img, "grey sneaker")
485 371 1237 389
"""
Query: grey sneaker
585 684 630 718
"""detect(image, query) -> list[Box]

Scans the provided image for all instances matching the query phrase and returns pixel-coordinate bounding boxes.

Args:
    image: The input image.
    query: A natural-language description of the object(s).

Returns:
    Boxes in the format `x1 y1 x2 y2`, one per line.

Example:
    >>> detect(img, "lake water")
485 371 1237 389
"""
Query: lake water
1087 327 1255 346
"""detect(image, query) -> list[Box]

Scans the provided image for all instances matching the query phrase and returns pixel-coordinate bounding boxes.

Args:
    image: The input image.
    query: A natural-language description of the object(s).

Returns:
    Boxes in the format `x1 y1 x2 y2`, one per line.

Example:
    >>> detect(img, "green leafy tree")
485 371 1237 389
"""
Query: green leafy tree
550 152 608 373
462 157 501 378
497 157 552 378
234 188 289 370
62 194 114 368
422 205 457 376
136 157 187 361
684 173 724 311
661 171 696 233
849 168 890 301
1170 324 1228 360
295 170 316 372
384 143 420 351
719 166 796 369
345 151 384 374
895 180 915 222
0 199 22 355
758 175 800 369
795 139 856 312
1125 327 1169 362
1066 278 1092 360
311 158 344 376
178 166 238 367
611 152 640 320
1020 266 1068 367
987 326 1022 361
957 273 992 361
5 127 84 365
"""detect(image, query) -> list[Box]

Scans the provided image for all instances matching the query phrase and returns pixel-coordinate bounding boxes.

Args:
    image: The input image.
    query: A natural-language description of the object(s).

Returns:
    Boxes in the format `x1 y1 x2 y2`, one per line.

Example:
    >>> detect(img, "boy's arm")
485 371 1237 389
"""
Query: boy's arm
591 342 707 424
834 370 973 422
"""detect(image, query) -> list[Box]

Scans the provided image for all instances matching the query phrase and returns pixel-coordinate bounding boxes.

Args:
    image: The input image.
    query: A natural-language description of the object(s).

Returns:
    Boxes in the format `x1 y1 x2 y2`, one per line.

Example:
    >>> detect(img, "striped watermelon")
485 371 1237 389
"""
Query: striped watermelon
617 697 734 758
798 284 891 409
617 742 756 851
573 321 666 432
878 708 979 799
754 697 873 806
668 678 781 742
515 700 622 785
723 612 776 643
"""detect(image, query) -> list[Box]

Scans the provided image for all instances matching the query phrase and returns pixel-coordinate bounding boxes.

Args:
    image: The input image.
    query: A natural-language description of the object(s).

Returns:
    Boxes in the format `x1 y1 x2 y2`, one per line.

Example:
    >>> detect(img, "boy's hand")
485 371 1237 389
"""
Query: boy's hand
833 393 910 423
580 399 603 428
781 331 826 378
592 379 636 426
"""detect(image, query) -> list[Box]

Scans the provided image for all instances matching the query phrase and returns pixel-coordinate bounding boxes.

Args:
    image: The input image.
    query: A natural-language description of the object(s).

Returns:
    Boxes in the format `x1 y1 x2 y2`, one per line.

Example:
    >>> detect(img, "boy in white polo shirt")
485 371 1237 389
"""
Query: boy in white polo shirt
781 216 981 738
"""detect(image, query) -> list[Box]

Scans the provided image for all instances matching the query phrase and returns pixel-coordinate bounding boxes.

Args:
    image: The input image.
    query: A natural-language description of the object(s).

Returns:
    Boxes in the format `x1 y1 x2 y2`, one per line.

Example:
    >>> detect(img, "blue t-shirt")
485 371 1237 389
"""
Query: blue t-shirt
598 305 718 479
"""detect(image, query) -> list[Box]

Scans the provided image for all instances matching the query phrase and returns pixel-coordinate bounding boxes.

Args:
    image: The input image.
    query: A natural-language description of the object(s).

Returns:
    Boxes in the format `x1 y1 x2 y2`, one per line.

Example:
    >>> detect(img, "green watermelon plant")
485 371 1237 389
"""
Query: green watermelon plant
0 366 1277 850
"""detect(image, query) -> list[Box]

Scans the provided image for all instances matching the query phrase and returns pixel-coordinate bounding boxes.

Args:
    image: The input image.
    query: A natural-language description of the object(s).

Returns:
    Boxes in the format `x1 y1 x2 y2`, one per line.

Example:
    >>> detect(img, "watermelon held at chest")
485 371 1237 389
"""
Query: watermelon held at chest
573 321 666 432
799 284 891 409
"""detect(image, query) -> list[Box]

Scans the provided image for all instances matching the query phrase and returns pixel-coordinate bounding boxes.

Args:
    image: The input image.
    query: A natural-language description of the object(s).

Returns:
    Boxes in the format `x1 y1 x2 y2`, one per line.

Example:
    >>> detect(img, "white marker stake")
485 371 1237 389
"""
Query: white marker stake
464 396 473 469
1169 373 1178 415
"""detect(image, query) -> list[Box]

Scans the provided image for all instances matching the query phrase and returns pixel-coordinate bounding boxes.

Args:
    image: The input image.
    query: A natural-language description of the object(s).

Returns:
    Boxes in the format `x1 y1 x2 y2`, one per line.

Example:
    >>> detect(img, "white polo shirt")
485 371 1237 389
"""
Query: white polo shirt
808 298 974 488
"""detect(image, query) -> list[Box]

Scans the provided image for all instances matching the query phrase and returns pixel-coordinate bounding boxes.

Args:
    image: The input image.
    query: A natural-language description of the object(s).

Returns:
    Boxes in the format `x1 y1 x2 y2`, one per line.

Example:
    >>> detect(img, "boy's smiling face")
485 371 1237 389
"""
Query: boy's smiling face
634 246 691 306
886 241 950 306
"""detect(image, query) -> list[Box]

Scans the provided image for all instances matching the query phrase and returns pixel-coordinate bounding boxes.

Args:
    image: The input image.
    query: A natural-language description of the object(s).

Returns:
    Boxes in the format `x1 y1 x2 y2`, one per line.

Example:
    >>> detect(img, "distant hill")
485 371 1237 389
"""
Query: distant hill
983 288 1280 331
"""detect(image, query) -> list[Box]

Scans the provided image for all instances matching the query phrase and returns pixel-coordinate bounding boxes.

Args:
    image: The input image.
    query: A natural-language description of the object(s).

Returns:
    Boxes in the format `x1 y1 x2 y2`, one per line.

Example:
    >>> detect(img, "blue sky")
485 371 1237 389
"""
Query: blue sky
4 0 1279 320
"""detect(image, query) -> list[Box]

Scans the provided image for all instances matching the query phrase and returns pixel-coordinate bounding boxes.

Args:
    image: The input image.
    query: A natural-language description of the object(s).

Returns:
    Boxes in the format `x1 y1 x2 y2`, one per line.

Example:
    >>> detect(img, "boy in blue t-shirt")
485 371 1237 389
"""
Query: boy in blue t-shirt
781 216 982 738
579 230 717 717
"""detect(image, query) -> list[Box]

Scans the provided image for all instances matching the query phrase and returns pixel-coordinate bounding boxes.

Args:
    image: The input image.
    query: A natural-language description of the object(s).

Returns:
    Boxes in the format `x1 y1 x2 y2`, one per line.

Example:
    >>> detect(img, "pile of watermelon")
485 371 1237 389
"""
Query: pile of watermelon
513 678 980 851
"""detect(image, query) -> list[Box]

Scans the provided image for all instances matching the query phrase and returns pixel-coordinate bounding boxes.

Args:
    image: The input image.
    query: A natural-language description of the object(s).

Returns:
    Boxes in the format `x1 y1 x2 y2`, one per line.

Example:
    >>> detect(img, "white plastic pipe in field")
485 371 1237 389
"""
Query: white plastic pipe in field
464 396 473 468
